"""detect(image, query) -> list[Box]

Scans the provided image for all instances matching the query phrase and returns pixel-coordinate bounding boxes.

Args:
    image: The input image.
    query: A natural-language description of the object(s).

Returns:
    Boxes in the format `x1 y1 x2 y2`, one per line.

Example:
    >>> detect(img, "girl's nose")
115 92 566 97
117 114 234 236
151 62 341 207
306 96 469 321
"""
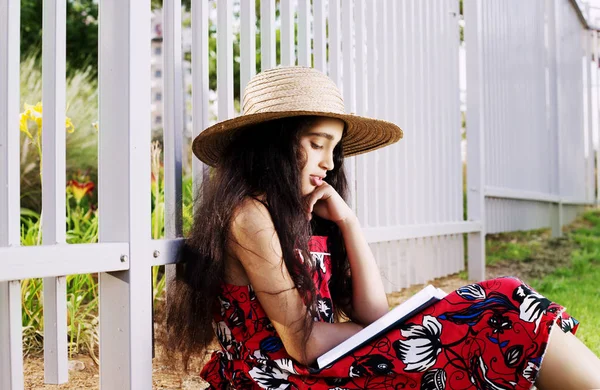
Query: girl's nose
321 153 334 171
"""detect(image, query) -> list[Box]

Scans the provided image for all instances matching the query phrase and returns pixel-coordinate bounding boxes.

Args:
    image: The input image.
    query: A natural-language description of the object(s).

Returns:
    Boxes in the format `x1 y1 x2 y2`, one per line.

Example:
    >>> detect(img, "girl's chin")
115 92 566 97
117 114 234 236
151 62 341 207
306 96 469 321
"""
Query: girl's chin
301 184 315 196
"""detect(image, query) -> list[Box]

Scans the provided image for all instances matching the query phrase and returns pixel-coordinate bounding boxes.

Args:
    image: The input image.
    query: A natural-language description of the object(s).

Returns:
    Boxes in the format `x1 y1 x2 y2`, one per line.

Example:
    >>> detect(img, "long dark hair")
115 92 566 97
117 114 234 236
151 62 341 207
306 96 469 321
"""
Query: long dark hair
166 116 353 367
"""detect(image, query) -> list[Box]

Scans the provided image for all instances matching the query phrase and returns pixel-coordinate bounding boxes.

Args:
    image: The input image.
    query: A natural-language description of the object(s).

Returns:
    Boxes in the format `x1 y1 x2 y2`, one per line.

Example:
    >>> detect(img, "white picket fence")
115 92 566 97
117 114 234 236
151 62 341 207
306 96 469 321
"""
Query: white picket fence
0 0 597 388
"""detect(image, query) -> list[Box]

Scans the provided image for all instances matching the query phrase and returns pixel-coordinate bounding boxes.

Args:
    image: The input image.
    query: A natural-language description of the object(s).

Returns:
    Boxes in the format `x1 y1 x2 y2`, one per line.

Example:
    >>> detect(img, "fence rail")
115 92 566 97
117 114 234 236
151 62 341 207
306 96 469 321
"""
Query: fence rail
0 0 597 388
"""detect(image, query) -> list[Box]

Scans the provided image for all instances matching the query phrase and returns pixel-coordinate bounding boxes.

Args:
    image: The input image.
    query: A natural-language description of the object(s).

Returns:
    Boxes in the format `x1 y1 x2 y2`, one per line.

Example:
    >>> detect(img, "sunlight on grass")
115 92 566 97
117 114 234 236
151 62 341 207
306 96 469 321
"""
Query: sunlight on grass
485 228 548 265
529 252 600 355
527 209 600 355
482 210 600 354
486 241 534 265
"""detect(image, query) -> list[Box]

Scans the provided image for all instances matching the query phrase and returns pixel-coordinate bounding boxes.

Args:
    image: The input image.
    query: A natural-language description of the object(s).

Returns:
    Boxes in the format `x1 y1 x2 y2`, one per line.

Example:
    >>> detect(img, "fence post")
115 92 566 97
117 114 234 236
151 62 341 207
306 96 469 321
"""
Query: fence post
260 0 276 70
192 0 210 200
464 0 486 281
596 30 600 207
547 0 563 237
585 19 595 204
341 0 357 212
98 0 153 388
0 0 24 388
162 0 184 361
41 0 69 383
313 0 326 73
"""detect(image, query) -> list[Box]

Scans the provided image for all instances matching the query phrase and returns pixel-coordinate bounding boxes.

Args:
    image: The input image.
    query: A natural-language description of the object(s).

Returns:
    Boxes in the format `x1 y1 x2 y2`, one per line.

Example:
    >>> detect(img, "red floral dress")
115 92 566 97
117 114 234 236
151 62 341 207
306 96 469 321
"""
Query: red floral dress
201 236 579 389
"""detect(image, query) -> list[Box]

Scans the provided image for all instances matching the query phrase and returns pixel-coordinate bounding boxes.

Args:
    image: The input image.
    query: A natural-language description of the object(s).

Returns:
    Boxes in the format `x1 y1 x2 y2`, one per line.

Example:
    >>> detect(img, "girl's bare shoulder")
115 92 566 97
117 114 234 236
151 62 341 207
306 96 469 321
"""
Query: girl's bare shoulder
230 196 274 237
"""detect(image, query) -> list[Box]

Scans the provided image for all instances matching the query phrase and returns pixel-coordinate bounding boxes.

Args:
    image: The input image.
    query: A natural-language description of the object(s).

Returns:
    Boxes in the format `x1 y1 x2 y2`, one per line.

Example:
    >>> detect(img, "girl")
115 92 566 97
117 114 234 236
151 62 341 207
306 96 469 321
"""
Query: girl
168 66 600 389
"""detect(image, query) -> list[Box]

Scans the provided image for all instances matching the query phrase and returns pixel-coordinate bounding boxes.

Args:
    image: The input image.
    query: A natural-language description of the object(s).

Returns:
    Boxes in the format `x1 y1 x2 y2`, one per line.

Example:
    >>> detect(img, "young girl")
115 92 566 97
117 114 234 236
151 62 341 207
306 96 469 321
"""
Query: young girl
168 66 600 389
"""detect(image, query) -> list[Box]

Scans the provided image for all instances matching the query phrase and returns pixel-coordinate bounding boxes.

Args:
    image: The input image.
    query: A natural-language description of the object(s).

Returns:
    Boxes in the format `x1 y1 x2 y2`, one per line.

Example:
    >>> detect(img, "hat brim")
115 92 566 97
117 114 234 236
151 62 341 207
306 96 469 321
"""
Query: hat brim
192 110 403 167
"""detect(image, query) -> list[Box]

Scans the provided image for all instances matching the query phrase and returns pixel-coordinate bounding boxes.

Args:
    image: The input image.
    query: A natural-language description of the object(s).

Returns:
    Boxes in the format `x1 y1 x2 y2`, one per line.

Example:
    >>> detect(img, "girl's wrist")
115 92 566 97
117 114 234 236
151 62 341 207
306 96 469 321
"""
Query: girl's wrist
336 214 359 229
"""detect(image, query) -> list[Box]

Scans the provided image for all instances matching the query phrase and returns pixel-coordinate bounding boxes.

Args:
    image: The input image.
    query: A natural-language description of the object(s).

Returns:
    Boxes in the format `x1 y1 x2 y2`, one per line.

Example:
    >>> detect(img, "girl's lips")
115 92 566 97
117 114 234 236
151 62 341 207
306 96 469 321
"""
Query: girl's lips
310 175 324 186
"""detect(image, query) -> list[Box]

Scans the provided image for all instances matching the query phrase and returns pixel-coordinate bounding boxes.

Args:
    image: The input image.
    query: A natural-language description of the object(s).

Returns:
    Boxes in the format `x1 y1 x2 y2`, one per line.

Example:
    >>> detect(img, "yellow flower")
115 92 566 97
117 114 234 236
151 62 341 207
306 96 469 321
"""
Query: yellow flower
19 112 33 139
19 102 76 135
25 102 43 130
65 117 74 133
92 121 99 131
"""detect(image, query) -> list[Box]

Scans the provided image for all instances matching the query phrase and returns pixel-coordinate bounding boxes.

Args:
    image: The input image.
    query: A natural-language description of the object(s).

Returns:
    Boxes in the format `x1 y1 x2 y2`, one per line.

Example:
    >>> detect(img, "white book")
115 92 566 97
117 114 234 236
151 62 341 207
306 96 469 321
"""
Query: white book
316 284 447 369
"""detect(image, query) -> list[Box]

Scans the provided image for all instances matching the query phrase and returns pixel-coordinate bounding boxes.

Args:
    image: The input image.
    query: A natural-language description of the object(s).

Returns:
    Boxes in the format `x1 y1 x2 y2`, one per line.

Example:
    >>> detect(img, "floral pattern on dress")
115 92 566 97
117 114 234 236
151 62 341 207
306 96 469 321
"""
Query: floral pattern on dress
200 236 579 389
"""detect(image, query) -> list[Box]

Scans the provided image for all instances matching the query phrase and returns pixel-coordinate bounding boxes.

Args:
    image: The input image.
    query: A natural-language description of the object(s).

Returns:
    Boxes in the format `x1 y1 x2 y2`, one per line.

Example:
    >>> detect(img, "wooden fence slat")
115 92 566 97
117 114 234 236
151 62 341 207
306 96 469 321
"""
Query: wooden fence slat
260 0 276 70
240 0 256 96
313 0 326 72
377 0 389 227
465 0 487 281
453 0 461 226
41 0 68 383
328 0 340 85
163 0 184 239
406 0 416 226
595 31 600 206
586 30 595 203
354 0 368 225
391 0 402 227
297 0 310 67
0 281 22 390
98 0 153 388
192 0 210 200
0 0 22 387
217 0 234 120
399 0 409 227
341 0 356 212
280 0 294 66
163 0 184 362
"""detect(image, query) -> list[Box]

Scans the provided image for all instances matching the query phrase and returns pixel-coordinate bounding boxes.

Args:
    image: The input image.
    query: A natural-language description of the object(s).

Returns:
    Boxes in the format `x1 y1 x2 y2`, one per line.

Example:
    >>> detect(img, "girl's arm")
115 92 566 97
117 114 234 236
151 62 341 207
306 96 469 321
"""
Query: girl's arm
336 215 389 325
230 198 363 366
306 183 389 325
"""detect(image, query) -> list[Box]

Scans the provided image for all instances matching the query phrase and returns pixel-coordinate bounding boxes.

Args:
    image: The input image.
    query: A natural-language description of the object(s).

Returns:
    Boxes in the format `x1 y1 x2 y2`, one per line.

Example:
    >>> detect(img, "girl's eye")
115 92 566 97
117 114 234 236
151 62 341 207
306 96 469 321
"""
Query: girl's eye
311 142 323 150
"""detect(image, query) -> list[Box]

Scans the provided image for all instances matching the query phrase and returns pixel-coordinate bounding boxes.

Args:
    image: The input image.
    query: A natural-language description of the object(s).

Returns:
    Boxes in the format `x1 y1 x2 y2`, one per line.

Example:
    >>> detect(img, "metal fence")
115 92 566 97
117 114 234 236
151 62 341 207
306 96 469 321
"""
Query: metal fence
0 0 596 388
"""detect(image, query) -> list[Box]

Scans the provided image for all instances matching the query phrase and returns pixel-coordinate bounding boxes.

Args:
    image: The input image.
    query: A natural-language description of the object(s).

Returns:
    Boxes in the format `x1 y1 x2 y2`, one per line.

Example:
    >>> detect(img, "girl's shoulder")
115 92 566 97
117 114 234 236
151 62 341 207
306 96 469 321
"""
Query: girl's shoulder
230 196 273 233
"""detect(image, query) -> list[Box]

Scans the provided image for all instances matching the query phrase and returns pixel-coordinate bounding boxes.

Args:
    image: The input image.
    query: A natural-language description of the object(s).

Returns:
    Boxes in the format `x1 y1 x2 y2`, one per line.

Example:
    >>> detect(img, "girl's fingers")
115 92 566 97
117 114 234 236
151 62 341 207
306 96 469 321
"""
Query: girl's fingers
306 185 330 213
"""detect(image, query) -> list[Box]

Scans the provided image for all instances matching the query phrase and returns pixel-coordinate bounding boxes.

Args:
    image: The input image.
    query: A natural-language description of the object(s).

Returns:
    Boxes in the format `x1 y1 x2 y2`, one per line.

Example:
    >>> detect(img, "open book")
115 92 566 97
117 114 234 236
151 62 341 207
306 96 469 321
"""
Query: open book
316 284 447 369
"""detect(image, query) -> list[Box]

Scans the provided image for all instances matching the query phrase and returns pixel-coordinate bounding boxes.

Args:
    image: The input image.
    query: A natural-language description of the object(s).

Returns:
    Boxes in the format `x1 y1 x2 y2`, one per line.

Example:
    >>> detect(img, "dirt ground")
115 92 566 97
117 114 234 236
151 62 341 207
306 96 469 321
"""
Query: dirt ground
23 229 578 389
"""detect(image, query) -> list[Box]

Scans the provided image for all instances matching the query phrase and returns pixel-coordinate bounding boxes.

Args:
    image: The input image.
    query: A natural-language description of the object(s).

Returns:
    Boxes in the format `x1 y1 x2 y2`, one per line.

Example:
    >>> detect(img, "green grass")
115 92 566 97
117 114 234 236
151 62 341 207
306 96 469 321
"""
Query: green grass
478 210 600 354
486 241 534 265
529 251 600 355
485 228 548 265
527 210 600 355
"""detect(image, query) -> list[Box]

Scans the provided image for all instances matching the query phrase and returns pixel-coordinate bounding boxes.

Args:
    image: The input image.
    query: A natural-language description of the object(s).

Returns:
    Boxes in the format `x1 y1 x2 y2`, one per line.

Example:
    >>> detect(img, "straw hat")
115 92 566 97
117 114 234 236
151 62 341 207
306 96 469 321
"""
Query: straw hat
192 66 403 167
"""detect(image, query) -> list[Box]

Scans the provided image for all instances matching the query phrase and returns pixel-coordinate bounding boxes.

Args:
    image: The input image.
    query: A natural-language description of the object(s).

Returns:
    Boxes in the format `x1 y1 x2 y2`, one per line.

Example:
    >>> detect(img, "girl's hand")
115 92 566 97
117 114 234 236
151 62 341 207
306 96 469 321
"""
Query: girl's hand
305 182 354 224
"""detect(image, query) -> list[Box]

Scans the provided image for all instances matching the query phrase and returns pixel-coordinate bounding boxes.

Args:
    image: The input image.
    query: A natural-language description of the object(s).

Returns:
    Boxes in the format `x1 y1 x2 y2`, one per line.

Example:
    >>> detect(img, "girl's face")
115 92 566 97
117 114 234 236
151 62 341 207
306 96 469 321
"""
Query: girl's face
298 117 344 196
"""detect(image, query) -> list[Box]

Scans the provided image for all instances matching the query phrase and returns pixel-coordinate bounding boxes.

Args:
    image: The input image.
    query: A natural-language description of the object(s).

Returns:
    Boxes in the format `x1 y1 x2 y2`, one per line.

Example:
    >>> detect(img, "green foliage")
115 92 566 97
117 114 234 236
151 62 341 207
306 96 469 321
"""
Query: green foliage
20 0 98 80
195 0 283 103
20 274 100 361
65 274 99 360
20 0 287 105
20 54 98 212
21 278 44 357
20 155 195 356
182 175 195 235
151 0 192 11
150 141 196 239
